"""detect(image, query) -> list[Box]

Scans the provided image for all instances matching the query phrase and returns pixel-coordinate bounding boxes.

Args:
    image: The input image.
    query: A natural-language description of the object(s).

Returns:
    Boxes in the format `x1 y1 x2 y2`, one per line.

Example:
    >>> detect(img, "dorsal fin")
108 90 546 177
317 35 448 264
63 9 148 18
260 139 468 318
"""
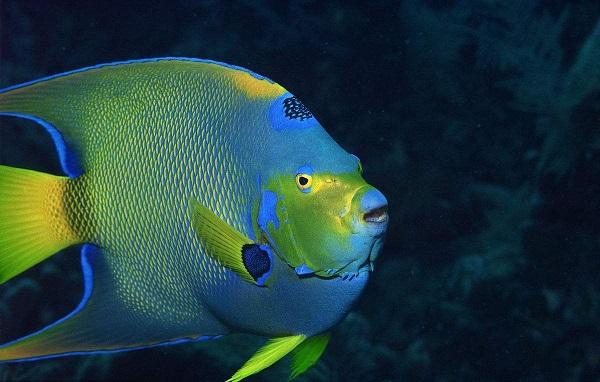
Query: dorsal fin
0 63 110 177
0 57 284 178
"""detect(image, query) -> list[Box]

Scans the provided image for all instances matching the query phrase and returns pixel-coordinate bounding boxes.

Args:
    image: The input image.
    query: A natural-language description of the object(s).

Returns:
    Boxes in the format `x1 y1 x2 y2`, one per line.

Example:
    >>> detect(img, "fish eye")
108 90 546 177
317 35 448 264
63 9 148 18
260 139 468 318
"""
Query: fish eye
295 173 313 191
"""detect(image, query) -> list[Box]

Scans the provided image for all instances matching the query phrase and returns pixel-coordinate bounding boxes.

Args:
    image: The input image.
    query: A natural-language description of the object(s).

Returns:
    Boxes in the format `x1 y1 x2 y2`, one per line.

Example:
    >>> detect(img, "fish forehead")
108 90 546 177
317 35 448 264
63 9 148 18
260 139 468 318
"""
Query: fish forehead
262 122 358 177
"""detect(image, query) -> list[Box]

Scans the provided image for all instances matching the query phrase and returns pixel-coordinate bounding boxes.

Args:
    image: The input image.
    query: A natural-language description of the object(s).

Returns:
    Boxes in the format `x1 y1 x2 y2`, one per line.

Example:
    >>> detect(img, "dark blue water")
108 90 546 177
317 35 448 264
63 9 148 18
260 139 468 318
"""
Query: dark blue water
1 1 599 381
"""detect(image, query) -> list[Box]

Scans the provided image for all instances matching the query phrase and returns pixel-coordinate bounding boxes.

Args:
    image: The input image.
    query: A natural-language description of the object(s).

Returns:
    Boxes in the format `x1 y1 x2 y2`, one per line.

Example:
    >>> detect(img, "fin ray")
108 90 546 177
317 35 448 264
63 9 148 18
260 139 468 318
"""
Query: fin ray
0 245 221 361
227 335 307 382
0 57 279 178
0 165 81 284
289 332 331 380
190 199 256 284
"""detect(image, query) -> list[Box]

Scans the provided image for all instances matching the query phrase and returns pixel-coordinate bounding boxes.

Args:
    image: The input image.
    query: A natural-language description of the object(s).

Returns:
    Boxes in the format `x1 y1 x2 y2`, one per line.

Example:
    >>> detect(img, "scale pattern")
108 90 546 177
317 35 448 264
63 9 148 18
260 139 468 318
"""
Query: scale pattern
52 61 278 326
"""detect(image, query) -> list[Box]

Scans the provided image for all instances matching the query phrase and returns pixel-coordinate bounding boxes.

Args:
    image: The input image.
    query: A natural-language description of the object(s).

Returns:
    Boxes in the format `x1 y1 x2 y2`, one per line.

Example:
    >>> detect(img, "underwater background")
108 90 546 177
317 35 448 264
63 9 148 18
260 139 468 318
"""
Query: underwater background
0 1 599 381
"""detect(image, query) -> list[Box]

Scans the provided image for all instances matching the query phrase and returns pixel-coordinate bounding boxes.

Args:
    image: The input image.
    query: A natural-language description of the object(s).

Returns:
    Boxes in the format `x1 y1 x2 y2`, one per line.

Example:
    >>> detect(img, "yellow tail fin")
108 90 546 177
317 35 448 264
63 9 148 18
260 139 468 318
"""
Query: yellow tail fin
0 165 80 284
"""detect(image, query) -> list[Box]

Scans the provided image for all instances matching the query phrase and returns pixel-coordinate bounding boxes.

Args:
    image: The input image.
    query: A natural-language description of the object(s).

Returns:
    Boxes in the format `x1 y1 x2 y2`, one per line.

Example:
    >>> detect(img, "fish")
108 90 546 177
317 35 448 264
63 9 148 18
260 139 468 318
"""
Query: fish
0 58 389 381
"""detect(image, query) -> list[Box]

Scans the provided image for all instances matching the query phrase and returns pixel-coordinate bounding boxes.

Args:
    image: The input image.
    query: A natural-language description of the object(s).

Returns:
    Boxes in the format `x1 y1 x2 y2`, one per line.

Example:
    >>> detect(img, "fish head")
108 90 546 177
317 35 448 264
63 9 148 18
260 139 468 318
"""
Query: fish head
259 93 389 278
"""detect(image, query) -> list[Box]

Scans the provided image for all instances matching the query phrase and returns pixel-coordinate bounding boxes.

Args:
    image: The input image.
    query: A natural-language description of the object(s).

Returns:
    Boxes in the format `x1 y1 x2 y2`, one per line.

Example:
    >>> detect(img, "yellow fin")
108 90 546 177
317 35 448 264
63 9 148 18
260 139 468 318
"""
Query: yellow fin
0 165 80 284
289 332 331 380
227 335 307 382
190 199 255 284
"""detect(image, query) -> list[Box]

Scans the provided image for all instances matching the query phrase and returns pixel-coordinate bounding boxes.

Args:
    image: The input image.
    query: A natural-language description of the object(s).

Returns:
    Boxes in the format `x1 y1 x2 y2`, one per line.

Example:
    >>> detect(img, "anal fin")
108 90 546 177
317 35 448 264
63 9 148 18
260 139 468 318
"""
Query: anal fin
227 335 306 382
0 245 218 362
289 332 331 380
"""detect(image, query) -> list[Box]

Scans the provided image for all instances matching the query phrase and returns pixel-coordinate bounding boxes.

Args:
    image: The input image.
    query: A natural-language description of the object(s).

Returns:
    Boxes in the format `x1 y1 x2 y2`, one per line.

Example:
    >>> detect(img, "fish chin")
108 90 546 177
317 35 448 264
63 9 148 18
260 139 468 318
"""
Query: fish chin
338 263 372 281
317 230 385 279
313 256 372 280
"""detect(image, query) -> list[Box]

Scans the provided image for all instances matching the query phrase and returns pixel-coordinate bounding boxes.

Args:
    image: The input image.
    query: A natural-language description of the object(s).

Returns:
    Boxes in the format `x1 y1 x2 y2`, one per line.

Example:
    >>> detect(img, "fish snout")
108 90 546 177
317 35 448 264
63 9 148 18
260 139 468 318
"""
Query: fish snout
352 186 389 233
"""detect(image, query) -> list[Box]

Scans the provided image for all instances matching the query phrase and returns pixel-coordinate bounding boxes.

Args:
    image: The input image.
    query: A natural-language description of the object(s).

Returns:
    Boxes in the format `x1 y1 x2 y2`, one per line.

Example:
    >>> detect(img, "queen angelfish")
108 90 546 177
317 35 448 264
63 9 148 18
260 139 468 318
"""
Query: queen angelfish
0 58 389 381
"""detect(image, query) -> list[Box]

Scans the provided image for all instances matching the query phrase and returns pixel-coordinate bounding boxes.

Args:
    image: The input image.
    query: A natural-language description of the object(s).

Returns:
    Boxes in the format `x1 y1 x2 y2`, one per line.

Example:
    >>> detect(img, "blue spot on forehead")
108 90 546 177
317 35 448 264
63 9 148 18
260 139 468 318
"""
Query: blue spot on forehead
269 92 316 131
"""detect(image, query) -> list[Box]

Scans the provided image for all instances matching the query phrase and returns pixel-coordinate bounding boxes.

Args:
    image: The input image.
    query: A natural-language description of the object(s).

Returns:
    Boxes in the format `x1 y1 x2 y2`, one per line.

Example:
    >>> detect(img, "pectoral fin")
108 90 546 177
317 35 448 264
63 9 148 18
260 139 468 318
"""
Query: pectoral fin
190 199 272 285
227 335 307 382
289 332 331 380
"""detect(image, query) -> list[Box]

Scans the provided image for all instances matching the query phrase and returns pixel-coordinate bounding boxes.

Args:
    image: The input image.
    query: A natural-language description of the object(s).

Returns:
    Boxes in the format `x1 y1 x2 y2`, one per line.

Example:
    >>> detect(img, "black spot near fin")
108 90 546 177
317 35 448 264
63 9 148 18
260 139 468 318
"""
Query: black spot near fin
241 244 272 285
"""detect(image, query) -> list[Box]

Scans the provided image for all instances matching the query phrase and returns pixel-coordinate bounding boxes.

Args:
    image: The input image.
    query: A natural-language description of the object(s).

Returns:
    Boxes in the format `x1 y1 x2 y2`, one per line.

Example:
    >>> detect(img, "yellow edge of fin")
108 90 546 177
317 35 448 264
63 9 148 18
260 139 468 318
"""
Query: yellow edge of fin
289 332 331 381
190 199 255 284
226 335 307 382
0 165 79 284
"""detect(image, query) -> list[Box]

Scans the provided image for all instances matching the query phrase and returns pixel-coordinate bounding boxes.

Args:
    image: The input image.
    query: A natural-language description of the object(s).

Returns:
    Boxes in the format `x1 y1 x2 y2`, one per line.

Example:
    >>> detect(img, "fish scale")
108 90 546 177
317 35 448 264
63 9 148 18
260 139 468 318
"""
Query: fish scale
64 67 256 322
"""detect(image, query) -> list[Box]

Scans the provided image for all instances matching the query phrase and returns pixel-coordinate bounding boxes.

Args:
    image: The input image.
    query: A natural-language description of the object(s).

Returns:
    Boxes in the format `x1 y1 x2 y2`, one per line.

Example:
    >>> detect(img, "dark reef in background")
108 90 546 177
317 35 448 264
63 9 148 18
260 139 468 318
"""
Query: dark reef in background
1 1 599 381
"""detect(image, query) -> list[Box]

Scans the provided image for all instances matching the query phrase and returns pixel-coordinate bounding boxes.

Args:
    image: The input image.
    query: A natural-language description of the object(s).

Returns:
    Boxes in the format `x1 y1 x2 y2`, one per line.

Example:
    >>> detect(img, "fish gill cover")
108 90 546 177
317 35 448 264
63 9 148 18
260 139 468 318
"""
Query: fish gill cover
0 1 599 381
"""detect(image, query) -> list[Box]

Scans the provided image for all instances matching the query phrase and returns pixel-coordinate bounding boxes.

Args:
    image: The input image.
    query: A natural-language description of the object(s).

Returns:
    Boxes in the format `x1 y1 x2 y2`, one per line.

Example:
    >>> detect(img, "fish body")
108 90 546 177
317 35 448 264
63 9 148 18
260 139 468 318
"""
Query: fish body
0 58 388 380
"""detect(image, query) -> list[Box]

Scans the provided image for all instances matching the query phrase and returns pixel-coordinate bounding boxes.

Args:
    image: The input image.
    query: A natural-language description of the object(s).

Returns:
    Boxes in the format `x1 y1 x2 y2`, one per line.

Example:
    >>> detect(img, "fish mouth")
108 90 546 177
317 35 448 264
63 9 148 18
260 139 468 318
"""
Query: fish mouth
363 206 388 224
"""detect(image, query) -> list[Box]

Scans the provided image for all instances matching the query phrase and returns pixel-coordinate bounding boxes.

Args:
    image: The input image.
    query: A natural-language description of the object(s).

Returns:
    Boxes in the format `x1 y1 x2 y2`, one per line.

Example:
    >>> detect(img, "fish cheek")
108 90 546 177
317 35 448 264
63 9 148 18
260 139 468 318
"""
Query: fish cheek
284 194 346 272
264 174 355 272
256 185 303 268
307 181 367 271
